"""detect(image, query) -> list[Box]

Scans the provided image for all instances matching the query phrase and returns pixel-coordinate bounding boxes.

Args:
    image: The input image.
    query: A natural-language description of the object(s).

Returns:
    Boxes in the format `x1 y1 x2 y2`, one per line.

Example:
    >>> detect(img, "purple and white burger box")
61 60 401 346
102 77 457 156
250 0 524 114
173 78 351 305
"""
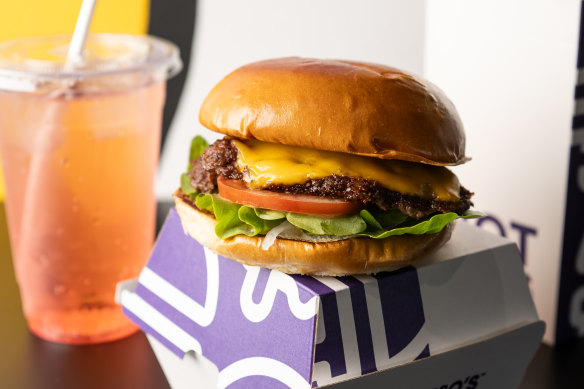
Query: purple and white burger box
117 208 544 388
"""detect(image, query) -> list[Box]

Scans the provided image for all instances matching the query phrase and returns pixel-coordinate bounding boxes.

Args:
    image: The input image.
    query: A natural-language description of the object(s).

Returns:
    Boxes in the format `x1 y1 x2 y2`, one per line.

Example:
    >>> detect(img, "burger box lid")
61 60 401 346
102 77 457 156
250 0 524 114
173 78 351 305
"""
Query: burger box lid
117 208 544 388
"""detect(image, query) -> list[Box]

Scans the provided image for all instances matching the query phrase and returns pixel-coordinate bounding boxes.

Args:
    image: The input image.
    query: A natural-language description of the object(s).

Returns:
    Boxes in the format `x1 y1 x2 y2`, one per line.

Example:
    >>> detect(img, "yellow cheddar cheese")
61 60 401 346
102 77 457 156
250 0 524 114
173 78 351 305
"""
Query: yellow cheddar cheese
232 139 461 201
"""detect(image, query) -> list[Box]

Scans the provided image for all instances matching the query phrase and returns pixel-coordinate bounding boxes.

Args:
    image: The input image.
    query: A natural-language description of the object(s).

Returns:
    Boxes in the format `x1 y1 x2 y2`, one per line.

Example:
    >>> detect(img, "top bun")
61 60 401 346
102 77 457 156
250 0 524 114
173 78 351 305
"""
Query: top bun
199 57 467 166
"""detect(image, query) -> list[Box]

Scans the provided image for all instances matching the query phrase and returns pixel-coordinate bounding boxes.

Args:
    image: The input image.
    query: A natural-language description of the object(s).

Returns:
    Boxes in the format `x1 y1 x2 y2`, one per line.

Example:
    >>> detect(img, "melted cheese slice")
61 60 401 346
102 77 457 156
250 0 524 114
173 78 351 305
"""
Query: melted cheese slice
232 139 460 201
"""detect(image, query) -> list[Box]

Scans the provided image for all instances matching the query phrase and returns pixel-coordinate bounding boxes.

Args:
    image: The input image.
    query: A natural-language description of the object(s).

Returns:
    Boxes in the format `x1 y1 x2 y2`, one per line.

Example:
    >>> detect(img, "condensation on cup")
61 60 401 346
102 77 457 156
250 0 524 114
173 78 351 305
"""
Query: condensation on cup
0 34 181 344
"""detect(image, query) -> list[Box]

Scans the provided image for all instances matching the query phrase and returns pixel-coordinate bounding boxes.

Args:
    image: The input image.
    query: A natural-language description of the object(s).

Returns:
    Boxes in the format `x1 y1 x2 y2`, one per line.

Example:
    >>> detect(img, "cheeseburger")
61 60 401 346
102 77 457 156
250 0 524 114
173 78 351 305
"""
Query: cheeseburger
175 57 478 275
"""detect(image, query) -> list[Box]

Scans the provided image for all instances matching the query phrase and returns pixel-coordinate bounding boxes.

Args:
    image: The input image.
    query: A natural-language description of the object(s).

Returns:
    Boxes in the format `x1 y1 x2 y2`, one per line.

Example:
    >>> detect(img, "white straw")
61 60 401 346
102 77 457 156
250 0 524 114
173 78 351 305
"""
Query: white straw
66 0 97 67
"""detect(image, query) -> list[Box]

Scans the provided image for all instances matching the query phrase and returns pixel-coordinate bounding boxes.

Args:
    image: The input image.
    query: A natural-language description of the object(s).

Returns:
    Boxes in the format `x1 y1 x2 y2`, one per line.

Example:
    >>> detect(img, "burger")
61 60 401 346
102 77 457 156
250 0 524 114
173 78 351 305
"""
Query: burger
174 57 479 276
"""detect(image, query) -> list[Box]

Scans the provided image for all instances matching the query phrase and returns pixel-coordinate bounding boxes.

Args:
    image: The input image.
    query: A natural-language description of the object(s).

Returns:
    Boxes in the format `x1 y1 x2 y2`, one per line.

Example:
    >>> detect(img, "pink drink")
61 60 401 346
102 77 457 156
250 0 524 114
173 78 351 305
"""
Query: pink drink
0 35 180 344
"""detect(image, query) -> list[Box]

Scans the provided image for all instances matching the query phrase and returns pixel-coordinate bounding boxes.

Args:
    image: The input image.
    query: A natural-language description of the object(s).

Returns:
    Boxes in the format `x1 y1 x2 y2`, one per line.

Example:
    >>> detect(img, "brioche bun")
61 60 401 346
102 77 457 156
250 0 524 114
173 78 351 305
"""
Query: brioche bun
174 191 454 276
199 57 467 166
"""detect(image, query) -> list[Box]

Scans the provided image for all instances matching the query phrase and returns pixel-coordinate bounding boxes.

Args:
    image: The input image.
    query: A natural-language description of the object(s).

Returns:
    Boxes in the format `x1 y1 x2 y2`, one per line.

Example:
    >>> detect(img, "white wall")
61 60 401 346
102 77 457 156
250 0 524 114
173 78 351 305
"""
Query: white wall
156 0 426 199
425 0 581 343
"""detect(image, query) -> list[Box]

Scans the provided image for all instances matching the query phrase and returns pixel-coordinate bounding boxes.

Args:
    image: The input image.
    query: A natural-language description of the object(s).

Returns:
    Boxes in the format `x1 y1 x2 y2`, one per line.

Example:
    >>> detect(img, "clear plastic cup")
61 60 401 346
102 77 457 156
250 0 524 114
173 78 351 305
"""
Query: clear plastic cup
0 34 181 344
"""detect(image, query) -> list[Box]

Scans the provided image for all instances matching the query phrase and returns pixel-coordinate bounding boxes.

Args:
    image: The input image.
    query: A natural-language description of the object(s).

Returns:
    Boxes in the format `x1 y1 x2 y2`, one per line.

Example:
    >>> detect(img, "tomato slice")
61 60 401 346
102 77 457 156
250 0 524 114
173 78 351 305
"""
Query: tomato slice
217 177 362 215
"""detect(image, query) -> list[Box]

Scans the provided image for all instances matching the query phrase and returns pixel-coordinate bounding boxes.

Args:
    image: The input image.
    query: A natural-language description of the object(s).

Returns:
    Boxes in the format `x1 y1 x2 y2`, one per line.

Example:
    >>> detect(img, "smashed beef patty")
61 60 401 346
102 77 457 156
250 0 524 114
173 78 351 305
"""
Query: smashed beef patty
189 138 473 218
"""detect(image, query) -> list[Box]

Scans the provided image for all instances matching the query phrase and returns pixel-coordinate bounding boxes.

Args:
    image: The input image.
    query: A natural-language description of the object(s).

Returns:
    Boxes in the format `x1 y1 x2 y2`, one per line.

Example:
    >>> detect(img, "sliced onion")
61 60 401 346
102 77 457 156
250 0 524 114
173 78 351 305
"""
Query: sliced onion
262 221 297 250
261 221 357 250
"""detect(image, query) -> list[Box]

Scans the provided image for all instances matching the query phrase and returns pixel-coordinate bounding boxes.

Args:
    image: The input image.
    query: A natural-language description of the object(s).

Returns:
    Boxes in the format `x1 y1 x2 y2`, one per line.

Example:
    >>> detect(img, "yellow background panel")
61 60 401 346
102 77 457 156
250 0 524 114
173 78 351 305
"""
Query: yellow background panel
0 0 150 41
0 0 150 201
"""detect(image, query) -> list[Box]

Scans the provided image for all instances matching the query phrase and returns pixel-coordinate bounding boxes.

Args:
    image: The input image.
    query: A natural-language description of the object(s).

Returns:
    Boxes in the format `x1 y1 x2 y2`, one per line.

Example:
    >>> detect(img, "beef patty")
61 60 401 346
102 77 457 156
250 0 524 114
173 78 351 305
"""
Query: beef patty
189 138 473 218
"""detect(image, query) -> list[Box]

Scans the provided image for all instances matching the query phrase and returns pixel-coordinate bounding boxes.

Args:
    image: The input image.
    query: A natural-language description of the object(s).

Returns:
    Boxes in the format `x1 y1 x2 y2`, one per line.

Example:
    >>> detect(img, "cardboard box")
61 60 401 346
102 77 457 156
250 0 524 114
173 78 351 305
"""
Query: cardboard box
118 209 544 388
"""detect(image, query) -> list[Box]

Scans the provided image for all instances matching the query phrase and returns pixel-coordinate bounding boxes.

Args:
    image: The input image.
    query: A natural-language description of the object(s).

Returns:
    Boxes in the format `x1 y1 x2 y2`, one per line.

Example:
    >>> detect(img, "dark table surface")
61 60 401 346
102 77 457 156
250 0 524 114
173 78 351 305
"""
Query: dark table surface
1 201 583 389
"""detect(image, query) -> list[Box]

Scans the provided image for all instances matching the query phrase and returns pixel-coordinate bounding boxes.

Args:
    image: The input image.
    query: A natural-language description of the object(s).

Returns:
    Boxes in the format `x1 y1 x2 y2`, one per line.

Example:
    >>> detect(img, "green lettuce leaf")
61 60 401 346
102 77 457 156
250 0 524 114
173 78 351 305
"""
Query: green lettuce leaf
360 209 408 230
187 135 209 171
180 135 209 201
255 208 287 220
286 212 367 236
357 210 483 239
239 206 284 235
181 173 196 195
192 193 482 240
194 191 214 212
195 193 284 239
359 212 456 238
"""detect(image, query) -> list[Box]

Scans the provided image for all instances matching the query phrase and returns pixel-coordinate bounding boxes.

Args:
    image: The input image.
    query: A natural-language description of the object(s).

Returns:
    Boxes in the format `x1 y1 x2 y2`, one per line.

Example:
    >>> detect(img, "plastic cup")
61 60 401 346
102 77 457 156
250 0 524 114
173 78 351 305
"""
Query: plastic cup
0 34 181 344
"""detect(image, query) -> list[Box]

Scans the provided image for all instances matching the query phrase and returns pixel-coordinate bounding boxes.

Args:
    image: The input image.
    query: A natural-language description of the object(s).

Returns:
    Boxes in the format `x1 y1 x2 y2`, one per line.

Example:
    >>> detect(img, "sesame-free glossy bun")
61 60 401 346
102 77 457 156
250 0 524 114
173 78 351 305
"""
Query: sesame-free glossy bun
174 192 454 276
199 57 467 166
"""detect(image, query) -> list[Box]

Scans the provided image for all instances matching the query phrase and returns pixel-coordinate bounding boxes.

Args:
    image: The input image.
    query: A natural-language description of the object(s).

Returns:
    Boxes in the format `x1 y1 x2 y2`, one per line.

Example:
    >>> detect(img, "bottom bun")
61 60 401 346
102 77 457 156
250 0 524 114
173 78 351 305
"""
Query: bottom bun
173 191 453 276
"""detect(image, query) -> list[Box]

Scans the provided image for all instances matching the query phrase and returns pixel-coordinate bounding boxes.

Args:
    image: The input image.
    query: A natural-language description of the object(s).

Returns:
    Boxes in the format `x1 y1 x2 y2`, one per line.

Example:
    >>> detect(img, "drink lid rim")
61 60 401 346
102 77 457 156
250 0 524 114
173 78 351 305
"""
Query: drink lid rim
0 33 182 92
